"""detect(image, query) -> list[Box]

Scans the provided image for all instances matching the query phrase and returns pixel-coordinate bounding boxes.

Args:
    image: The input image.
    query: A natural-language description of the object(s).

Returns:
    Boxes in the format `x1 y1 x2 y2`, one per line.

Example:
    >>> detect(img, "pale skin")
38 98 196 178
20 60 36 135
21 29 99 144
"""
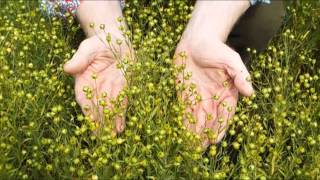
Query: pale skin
64 1 254 146
63 1 128 132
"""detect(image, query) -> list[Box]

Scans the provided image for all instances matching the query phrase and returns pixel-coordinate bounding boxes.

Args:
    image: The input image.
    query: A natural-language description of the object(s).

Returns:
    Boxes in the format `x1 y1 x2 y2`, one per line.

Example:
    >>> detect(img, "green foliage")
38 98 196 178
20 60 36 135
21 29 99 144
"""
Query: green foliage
0 0 319 179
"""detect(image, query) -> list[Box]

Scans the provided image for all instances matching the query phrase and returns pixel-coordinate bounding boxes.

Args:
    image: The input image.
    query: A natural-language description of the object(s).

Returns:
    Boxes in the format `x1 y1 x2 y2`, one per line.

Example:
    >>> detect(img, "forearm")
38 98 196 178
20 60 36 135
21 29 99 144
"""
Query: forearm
76 1 123 37
185 1 250 42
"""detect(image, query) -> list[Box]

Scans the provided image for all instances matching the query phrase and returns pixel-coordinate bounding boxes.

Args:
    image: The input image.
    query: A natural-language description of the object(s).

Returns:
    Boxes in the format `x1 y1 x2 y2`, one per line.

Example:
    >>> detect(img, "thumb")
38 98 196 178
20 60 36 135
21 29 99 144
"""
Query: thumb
225 52 254 97
234 69 254 97
64 39 97 75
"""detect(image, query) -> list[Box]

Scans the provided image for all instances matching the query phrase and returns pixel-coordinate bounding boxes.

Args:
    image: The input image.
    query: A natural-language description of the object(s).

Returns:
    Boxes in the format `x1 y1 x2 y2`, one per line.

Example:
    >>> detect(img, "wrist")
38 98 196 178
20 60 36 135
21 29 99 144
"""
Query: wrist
185 1 250 42
76 1 124 37
86 24 124 39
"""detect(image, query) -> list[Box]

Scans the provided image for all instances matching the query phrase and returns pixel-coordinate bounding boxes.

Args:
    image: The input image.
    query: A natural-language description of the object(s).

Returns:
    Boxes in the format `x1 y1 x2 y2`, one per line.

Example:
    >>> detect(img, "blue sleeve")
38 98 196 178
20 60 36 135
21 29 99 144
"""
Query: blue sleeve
250 0 271 6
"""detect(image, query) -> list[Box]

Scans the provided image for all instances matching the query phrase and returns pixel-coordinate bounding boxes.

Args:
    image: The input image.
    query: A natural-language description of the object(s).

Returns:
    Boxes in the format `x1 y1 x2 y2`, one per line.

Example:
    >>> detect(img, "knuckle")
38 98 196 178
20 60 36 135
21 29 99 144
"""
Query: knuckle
230 51 242 61
75 95 82 104
79 39 88 49
79 38 93 51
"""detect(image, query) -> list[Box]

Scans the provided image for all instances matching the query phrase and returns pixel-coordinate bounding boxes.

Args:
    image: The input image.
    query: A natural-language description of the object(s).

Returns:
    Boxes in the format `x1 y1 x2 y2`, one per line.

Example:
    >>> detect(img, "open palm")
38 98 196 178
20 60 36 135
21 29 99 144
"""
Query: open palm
175 39 253 147
64 34 129 133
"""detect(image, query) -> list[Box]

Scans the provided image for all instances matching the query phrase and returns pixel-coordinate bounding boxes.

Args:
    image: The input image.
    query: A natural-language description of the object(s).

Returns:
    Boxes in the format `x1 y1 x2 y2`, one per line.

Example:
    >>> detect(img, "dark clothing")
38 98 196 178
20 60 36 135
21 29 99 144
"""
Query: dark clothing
227 1 285 62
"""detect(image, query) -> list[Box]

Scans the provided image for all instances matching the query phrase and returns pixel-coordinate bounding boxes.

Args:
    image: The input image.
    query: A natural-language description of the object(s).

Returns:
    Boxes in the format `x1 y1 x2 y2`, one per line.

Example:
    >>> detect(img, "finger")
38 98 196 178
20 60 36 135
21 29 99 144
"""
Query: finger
116 96 128 132
75 81 100 122
111 91 126 133
64 39 97 75
224 52 254 97
194 86 216 134
195 105 207 134
182 83 200 133
195 99 214 148
109 78 126 133
204 99 218 130
200 90 222 148
184 103 199 133
212 95 238 143
173 47 187 65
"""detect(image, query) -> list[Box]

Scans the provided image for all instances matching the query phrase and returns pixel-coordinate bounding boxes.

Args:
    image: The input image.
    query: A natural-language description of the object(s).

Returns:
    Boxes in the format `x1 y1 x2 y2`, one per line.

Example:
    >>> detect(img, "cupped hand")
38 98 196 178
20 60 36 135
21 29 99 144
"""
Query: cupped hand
174 37 253 147
64 32 131 133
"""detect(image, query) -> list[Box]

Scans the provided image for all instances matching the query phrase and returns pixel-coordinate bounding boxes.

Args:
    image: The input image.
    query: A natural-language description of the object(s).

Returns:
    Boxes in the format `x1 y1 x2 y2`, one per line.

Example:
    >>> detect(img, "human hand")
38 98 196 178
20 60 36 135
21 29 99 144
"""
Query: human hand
64 32 130 133
175 36 253 147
